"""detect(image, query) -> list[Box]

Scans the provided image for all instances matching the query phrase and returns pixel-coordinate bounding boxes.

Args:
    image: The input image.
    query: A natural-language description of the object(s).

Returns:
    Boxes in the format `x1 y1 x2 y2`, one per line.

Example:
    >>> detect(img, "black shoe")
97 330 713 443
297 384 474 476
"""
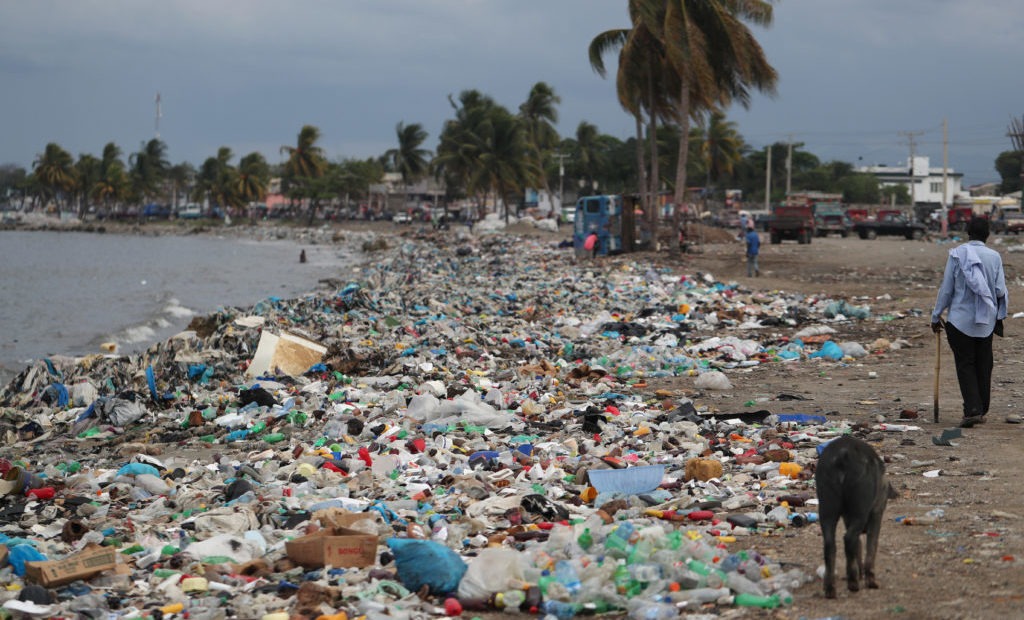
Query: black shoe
959 415 984 428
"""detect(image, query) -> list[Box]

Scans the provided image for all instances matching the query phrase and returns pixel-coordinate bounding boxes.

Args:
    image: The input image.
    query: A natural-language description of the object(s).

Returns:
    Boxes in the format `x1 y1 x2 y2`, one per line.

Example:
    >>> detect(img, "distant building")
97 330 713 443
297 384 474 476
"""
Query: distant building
856 156 965 207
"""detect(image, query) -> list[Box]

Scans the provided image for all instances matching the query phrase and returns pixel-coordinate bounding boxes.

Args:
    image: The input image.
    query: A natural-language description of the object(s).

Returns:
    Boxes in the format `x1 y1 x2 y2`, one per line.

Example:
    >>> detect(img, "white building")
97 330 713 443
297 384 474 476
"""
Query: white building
856 156 965 206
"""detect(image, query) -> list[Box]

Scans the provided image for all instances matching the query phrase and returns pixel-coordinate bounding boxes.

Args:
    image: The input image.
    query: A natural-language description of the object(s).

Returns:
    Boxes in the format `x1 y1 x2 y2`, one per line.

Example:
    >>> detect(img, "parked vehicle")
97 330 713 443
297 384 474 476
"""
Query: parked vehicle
769 205 815 244
1003 212 1024 234
813 203 851 237
853 212 927 240
574 194 624 256
176 203 203 219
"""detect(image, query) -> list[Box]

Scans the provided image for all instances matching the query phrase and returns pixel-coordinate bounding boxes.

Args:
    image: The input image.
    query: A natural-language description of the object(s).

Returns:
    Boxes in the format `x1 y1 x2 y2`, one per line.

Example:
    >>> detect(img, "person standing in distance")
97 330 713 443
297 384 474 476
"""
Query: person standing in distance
744 220 760 277
931 217 1008 427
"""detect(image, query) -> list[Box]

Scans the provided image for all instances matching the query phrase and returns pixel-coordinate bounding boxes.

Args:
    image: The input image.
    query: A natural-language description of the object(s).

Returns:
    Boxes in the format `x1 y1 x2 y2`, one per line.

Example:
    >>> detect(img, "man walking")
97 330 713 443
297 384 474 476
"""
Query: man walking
744 220 761 277
931 217 1007 427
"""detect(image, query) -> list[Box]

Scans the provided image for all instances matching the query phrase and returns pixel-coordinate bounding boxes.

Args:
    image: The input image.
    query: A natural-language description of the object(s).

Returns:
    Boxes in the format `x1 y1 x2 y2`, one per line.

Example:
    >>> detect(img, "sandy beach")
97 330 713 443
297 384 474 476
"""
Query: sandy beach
1 216 1022 619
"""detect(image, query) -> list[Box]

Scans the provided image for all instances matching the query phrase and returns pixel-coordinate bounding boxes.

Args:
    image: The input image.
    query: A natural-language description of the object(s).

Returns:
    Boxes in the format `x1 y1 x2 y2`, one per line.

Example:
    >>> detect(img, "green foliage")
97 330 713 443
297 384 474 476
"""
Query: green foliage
995 150 1023 194
880 184 910 205
838 173 880 204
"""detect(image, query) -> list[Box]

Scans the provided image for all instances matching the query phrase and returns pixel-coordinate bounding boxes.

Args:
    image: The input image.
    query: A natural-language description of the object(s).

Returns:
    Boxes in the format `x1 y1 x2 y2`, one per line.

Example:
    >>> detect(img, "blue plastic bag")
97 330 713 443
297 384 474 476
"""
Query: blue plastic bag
809 340 844 360
386 538 467 595
8 544 45 576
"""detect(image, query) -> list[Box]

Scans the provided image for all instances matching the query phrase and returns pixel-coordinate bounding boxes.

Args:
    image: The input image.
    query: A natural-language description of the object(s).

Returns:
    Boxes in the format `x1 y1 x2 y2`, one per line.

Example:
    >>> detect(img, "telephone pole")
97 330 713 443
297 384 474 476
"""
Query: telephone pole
154 92 162 139
764 145 772 211
554 152 570 219
899 130 924 211
1009 116 1024 208
785 136 793 197
941 119 949 235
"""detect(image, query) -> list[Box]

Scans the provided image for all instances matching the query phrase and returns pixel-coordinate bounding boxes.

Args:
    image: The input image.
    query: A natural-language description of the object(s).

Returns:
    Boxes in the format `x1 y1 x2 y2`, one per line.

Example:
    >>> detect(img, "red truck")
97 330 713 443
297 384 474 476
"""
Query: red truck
769 205 815 244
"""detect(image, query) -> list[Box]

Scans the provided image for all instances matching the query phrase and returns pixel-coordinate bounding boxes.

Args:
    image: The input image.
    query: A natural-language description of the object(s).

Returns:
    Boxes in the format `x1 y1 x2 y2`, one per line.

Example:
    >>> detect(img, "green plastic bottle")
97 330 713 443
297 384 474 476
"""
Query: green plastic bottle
733 593 780 609
263 433 286 444
577 528 593 550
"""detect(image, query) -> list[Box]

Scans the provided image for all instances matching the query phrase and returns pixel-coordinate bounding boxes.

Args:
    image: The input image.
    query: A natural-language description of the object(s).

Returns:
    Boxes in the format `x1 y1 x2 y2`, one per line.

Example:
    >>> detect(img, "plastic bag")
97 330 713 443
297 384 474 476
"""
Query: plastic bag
386 538 467 595
694 370 733 390
457 547 528 599
838 341 868 358
809 340 844 360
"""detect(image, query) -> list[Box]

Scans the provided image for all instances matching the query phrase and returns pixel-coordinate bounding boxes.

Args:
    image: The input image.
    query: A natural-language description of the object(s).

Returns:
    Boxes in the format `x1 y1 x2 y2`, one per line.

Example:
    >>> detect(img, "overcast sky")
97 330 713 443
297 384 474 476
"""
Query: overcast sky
1 0 1021 186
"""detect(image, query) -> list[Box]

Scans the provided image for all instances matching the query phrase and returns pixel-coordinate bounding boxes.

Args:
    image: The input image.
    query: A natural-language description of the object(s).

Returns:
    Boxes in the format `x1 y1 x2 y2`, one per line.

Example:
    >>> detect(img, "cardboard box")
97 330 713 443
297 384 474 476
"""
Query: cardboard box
285 526 378 568
246 331 326 378
25 544 118 587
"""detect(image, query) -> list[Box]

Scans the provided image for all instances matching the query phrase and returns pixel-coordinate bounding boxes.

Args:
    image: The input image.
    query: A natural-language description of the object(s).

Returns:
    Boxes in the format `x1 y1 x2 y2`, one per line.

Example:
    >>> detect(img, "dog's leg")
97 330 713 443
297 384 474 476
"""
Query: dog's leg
843 515 866 592
820 513 838 598
863 501 886 589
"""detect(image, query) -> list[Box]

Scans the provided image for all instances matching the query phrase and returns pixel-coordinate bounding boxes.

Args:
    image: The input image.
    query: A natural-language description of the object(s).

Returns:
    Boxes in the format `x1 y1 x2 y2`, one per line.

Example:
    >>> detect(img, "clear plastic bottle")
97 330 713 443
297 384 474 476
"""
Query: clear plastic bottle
495 589 526 613
667 586 730 605
541 600 578 619
554 560 582 596
626 599 677 620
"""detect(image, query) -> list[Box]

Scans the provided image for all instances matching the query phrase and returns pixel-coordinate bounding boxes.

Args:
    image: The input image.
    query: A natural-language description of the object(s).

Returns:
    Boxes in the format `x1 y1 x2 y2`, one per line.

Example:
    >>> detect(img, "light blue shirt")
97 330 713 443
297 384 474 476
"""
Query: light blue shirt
932 240 1007 337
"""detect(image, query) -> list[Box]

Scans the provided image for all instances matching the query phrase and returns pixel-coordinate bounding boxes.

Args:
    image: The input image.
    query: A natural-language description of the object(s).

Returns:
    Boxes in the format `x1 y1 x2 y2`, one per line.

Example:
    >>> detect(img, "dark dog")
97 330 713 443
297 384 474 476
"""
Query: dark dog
815 435 895 598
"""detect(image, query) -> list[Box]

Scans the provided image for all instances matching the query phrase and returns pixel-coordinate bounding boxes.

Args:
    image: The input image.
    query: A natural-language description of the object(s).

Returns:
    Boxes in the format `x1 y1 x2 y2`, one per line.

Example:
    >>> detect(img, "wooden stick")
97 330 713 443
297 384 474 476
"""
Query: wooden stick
933 329 941 423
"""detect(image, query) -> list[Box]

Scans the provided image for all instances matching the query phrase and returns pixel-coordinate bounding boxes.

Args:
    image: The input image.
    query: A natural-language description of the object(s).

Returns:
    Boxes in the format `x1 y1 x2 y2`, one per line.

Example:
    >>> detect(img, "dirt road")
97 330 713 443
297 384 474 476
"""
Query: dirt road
669 233 1024 619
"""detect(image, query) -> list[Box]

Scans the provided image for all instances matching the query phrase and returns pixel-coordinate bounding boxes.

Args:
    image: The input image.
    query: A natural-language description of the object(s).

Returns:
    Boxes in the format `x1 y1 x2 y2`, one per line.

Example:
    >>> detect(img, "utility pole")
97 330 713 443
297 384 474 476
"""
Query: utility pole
764 145 772 211
941 119 949 235
899 130 924 213
554 152 570 220
785 136 793 198
1009 116 1024 209
154 92 162 139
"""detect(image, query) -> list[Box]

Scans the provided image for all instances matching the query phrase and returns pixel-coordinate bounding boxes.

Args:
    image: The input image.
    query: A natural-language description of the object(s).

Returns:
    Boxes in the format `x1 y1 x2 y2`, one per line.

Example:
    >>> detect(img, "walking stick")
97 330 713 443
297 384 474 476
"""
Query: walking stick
933 327 941 423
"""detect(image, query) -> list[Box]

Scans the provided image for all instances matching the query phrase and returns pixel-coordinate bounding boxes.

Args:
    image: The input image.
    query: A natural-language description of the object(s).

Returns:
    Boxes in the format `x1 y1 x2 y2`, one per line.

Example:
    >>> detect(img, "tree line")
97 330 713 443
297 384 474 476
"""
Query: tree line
2 1 1019 250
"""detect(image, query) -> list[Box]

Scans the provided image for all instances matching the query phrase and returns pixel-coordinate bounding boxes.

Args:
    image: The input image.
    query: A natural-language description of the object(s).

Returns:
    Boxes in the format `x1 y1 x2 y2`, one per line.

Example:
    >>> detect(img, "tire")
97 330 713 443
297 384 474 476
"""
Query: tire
770 232 781 244
866 229 877 240
911 229 924 240
841 230 849 238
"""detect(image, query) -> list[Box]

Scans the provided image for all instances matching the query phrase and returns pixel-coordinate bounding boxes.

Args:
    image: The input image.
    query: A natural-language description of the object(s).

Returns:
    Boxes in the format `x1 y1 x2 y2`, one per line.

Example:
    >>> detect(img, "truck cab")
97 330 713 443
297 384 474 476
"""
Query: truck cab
574 195 623 256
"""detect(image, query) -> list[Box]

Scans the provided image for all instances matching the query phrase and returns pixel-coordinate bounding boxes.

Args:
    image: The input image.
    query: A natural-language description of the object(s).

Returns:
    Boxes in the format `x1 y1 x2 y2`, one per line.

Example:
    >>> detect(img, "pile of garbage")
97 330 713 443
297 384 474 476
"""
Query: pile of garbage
0 226 908 619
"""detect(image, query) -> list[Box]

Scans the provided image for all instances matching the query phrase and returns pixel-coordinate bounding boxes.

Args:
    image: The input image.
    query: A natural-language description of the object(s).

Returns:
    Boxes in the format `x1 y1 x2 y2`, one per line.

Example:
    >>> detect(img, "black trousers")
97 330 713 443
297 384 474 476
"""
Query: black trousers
944 322 994 417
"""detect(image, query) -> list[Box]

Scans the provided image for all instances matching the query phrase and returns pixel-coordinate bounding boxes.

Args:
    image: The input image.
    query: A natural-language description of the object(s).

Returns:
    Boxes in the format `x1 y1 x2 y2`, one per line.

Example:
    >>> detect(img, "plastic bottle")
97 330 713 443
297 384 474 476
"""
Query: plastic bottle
604 521 635 557
577 528 593 551
668 587 730 605
495 589 526 612
684 559 726 589
628 563 662 583
732 592 781 609
626 599 677 620
540 600 578 619
554 560 582 596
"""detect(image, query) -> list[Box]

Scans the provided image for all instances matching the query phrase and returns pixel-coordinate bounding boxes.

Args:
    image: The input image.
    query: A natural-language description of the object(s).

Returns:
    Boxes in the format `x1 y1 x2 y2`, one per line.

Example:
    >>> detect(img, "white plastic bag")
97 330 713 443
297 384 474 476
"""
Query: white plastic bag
694 370 733 390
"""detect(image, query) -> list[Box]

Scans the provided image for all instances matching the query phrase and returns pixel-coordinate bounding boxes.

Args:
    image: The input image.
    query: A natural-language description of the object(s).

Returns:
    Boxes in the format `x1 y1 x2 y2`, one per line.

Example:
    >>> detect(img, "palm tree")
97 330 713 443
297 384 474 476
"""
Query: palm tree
518 82 561 206
385 122 431 211
129 138 170 210
472 106 538 224
73 153 101 218
281 125 327 224
32 143 76 211
167 162 196 211
695 110 744 191
590 8 675 234
93 143 129 216
574 121 606 193
631 0 778 254
236 152 270 222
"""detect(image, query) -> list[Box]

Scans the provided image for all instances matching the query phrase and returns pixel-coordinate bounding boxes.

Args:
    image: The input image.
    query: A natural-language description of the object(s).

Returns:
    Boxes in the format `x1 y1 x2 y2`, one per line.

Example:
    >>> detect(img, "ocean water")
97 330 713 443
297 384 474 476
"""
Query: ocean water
0 230 357 384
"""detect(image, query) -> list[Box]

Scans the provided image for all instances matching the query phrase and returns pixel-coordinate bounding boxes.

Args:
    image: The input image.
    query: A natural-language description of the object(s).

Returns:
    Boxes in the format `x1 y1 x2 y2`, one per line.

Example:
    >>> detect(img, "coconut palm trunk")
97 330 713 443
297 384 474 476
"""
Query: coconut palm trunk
671 84 691 256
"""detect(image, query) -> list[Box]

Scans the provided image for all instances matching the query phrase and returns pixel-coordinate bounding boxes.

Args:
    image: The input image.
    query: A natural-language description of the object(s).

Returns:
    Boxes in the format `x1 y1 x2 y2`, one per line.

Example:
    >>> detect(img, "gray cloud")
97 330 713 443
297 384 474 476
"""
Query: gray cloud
1 0 1019 185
